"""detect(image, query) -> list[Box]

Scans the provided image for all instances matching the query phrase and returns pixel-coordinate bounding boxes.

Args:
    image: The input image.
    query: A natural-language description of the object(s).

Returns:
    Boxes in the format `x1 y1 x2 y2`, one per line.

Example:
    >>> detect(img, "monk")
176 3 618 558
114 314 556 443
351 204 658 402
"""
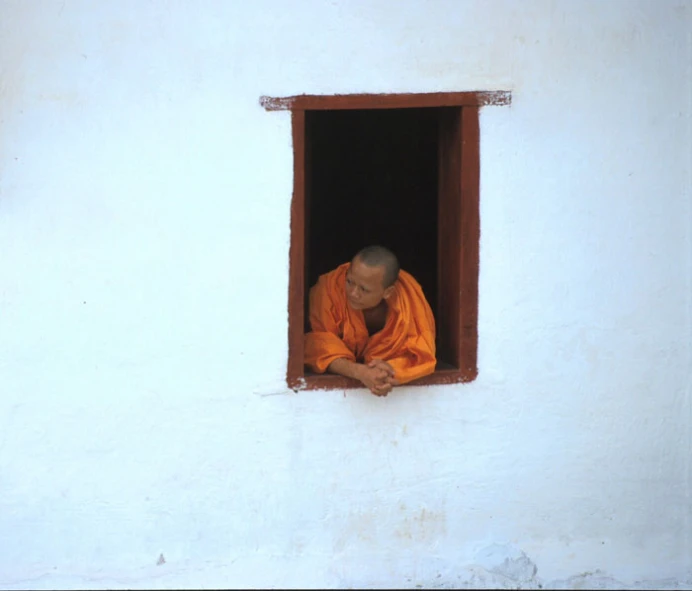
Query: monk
304 245 436 396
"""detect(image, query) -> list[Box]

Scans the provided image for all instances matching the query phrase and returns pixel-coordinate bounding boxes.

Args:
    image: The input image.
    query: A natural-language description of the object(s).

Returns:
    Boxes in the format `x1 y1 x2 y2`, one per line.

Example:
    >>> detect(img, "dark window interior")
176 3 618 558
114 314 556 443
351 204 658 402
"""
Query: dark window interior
304 108 452 366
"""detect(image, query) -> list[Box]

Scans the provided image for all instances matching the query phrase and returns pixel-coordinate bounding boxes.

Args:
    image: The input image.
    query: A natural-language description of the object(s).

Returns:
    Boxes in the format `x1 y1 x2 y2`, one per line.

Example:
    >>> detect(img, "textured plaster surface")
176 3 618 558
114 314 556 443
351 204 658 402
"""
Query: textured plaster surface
0 0 690 588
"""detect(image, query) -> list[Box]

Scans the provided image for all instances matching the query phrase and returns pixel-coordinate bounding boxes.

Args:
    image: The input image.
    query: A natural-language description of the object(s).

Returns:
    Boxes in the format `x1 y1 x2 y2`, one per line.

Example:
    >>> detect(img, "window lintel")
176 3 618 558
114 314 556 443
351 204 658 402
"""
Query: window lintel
260 91 511 112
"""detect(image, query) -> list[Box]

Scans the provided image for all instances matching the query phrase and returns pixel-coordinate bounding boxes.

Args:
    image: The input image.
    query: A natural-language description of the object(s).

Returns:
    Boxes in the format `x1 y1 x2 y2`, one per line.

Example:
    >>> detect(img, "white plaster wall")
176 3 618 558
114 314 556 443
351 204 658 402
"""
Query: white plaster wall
0 0 690 588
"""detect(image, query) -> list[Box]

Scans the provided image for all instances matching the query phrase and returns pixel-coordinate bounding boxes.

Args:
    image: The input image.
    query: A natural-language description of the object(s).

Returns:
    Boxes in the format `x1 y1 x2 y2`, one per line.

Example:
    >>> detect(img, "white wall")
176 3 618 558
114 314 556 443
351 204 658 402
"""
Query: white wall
1 0 690 588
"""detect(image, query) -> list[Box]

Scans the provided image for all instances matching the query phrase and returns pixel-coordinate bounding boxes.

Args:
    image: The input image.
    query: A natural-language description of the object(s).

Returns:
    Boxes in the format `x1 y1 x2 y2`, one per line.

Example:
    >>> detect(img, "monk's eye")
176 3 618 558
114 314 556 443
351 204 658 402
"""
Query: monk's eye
360 286 368 293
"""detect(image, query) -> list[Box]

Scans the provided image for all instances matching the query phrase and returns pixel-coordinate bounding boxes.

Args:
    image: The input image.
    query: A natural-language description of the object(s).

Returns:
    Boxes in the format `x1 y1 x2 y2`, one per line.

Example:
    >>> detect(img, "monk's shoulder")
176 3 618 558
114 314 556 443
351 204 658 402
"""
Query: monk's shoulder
314 262 346 292
329 262 350 280
313 263 350 314
396 269 427 299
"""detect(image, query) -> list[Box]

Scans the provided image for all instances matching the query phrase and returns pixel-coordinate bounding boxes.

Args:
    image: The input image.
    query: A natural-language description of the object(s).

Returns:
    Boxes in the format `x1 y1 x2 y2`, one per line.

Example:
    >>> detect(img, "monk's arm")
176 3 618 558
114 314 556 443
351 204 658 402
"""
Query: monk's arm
327 358 365 380
383 352 436 384
371 336 436 385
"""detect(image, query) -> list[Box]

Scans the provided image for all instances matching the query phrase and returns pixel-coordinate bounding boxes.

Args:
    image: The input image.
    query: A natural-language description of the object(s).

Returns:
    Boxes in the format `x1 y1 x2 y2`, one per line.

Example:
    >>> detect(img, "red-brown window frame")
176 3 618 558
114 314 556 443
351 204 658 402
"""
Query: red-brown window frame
261 91 511 390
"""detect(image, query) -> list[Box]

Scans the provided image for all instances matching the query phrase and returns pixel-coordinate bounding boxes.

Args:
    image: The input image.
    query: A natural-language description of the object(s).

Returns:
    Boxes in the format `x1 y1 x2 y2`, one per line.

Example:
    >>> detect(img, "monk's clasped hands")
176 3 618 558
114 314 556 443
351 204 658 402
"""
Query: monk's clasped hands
363 359 399 397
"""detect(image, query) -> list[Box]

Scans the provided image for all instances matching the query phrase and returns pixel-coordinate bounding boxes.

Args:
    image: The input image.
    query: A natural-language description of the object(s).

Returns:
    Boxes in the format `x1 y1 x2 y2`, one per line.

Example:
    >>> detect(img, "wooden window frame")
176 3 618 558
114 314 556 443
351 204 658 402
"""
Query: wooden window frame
260 91 511 390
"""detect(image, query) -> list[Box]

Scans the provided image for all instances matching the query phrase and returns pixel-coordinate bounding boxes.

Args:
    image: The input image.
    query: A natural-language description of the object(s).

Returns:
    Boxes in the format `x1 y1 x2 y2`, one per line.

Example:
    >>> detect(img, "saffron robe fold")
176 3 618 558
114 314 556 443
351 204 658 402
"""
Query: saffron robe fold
304 262 436 384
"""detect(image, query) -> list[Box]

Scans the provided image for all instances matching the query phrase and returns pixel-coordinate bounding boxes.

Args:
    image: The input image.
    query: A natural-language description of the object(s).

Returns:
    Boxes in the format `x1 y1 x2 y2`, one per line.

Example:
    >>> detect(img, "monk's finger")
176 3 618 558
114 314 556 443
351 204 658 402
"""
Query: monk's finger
379 360 395 375
378 382 393 394
371 359 395 376
371 383 390 396
372 368 388 381
379 370 392 381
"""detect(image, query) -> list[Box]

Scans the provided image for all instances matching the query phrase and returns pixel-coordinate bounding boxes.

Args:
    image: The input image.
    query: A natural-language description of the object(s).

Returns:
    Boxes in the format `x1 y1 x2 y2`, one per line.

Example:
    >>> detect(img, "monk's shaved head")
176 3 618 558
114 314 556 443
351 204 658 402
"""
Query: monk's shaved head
353 245 400 288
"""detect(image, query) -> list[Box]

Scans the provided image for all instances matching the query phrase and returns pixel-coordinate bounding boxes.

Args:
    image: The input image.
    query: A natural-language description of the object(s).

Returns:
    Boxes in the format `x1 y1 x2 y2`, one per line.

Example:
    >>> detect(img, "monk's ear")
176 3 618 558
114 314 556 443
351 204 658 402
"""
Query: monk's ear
383 285 396 300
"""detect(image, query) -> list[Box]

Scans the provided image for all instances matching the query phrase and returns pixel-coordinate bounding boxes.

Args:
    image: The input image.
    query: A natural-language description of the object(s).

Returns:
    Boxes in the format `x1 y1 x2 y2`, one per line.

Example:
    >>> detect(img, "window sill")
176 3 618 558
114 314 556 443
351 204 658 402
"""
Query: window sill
297 366 476 391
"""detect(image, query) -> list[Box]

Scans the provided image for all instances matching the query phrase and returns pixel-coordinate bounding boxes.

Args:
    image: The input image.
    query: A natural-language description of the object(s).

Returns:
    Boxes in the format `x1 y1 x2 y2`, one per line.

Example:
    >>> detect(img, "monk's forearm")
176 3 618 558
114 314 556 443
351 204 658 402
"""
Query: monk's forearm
327 358 365 382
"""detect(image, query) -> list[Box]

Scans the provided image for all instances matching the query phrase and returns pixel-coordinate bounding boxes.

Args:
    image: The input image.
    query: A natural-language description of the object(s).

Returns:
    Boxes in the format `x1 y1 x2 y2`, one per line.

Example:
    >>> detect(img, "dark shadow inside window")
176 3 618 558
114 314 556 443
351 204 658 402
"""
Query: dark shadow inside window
304 108 454 368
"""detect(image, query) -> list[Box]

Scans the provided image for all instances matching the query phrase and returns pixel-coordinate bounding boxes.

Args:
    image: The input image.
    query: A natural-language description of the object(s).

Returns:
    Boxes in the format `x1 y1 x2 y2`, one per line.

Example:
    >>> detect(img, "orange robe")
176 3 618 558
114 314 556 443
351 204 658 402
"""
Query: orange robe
304 262 436 384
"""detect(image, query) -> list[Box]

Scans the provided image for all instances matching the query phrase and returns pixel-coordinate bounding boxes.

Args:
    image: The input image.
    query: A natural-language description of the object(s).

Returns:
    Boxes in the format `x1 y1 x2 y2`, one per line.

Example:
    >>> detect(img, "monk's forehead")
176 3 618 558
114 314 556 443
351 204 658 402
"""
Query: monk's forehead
350 258 386 282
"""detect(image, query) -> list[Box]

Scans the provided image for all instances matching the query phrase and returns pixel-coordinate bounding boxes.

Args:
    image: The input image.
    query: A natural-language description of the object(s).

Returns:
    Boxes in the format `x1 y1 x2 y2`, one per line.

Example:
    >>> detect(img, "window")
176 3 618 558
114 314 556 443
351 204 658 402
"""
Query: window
261 92 511 390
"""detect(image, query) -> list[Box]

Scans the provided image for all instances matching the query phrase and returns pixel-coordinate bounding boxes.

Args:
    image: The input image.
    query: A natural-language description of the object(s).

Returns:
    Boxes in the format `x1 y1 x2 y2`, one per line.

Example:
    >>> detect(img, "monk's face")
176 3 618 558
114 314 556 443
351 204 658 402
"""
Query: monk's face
345 257 395 310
